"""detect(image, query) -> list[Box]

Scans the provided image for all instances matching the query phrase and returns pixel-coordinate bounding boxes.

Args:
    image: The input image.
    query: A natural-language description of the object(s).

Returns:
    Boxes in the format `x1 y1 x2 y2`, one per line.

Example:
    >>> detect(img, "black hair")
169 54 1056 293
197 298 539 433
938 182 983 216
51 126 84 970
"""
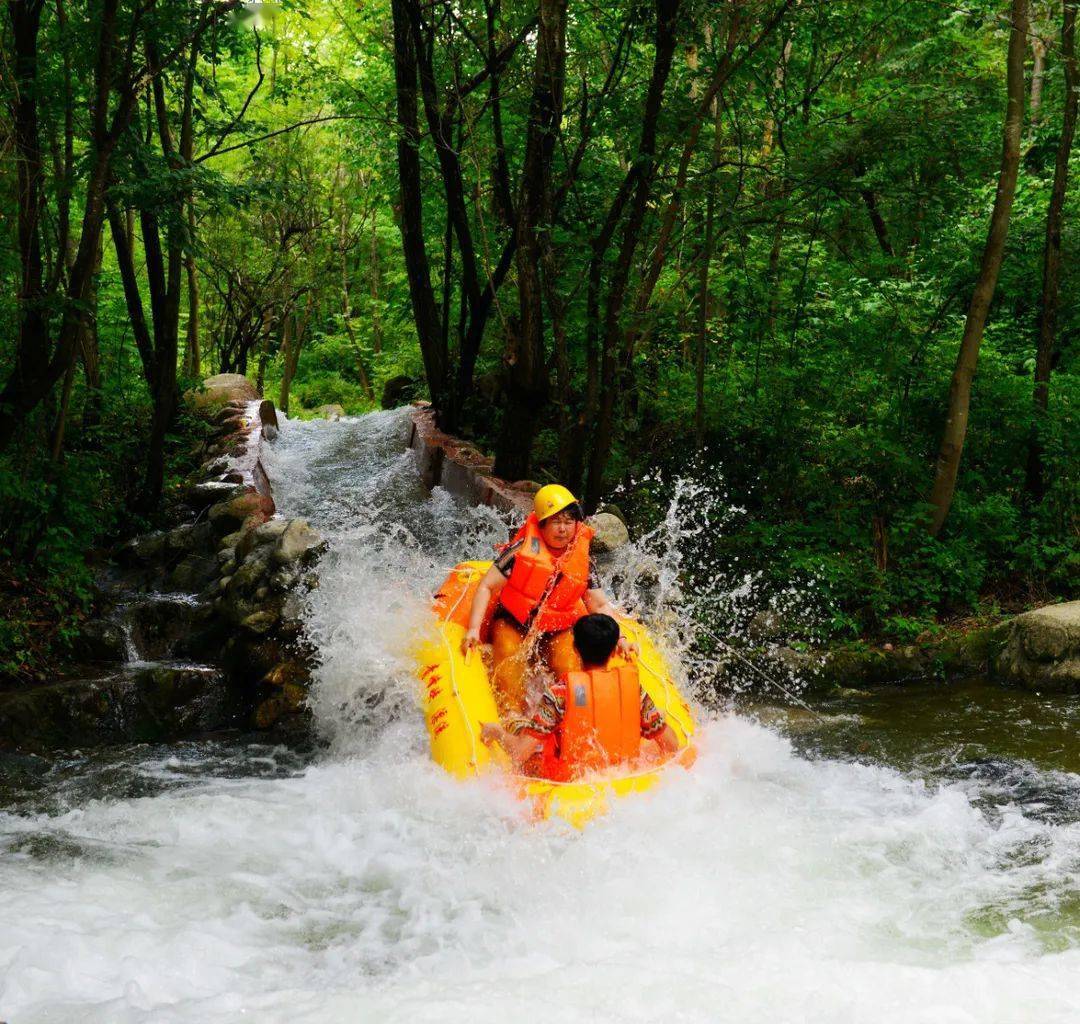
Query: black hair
572 613 620 666
539 501 585 524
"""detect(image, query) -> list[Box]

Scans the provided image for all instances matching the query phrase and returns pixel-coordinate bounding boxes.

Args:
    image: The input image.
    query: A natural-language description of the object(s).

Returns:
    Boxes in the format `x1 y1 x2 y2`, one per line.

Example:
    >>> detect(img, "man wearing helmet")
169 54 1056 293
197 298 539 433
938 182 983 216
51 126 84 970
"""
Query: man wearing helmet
461 484 634 717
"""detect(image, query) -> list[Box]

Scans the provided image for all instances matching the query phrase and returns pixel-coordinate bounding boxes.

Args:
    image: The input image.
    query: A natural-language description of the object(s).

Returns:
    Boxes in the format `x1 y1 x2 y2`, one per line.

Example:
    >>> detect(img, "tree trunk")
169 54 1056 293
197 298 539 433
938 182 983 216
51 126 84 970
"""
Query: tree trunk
926 0 1028 536
584 0 683 508
6 0 49 429
1030 33 1046 127
369 208 383 355
695 98 723 446
78 236 105 431
107 201 157 390
338 202 374 402
1026 0 1077 501
390 0 448 410
183 223 200 377
494 0 568 480
279 292 313 415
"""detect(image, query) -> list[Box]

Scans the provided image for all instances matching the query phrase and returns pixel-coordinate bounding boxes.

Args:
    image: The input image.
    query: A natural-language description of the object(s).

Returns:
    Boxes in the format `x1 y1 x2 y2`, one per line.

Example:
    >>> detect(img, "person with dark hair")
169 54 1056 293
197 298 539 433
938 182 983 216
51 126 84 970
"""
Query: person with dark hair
461 485 634 716
480 614 679 780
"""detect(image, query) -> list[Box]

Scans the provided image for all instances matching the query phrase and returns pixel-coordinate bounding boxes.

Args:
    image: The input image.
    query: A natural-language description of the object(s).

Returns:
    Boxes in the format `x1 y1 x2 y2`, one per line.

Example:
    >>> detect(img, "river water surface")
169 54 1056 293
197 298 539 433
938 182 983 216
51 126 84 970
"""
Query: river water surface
3 409 1080 1023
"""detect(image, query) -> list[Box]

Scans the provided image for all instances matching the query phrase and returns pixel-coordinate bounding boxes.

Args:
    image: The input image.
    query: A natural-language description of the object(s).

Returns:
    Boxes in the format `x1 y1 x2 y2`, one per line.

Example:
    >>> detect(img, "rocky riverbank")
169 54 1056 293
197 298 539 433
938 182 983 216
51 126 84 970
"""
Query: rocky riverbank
0 375 323 753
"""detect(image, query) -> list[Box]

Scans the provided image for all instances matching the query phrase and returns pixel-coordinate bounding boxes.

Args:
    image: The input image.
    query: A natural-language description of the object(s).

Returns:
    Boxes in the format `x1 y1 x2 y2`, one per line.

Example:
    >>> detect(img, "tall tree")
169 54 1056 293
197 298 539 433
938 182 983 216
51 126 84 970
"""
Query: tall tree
1026 0 1078 502
925 0 1028 536
493 0 569 479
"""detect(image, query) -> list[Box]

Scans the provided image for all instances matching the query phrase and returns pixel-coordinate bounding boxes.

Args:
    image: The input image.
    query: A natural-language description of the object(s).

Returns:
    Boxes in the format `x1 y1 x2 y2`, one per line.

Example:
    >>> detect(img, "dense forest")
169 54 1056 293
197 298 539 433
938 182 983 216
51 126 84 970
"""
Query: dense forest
1 0 1076 678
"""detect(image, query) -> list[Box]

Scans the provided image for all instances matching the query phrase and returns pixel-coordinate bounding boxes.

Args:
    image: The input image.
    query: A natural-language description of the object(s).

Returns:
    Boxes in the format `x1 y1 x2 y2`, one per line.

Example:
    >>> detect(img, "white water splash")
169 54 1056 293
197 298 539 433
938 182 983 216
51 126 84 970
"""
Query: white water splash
3 409 1080 1024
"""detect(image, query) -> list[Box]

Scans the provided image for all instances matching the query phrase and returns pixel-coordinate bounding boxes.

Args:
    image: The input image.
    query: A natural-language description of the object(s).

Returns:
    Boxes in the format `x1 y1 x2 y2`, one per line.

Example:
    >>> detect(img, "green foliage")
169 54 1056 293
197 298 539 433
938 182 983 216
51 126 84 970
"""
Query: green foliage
1 0 1077 673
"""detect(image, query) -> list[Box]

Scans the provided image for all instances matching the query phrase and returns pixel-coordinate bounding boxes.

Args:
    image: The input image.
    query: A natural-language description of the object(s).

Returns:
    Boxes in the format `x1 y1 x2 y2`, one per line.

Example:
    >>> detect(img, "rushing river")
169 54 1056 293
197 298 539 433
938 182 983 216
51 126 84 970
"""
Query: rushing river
3 409 1080 1023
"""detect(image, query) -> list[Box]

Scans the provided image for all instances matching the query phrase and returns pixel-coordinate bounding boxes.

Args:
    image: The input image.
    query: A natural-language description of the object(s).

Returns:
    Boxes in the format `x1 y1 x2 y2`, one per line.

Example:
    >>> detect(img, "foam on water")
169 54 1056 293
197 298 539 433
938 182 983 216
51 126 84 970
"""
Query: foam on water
3 409 1080 1023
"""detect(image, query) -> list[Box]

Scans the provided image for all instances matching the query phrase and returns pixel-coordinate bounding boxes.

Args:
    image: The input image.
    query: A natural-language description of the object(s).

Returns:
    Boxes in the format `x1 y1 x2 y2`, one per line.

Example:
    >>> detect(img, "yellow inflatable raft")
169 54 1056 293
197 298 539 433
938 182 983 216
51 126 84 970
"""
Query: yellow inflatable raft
416 561 697 827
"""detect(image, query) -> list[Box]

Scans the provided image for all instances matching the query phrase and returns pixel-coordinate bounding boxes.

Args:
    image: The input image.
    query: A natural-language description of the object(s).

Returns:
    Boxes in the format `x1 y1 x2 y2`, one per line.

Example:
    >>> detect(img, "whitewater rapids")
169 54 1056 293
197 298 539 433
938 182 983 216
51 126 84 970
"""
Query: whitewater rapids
2 409 1079 1023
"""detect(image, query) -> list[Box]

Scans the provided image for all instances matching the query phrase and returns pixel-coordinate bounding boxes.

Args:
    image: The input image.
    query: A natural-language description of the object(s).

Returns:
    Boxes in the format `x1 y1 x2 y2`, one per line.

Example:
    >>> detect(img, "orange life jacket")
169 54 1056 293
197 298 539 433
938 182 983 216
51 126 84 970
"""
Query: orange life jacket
498 513 594 633
544 664 642 781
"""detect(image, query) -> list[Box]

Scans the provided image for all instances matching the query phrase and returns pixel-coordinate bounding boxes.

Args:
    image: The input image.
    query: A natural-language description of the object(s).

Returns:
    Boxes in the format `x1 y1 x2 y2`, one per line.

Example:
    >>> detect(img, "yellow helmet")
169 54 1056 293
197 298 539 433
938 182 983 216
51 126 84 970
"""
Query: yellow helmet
534 483 580 521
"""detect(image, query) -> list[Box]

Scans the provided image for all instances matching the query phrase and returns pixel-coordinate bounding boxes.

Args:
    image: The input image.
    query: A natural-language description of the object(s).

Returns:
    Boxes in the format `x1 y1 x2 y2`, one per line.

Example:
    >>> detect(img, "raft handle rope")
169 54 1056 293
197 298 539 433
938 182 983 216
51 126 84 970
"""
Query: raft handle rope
693 622 829 726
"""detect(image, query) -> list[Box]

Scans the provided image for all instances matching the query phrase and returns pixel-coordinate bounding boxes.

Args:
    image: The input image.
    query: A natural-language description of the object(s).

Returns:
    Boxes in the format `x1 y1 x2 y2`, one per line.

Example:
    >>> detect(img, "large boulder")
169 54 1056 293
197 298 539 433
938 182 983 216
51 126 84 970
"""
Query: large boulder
994 601 1080 692
186 373 259 411
589 511 631 553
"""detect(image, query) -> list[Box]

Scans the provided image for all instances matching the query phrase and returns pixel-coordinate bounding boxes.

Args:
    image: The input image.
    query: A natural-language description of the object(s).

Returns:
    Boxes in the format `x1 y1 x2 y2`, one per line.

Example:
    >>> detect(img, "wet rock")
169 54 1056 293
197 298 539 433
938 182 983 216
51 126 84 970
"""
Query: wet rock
166 521 216 553
240 610 279 634
186 481 242 511
230 546 275 593
238 637 288 677
994 601 1080 692
316 404 345 421
262 661 309 688
0 664 236 752
168 552 219 592
382 374 418 409
253 518 290 543
217 547 237 568
117 531 166 565
259 400 279 441
208 490 275 533
273 519 324 565
214 414 247 437
589 511 630 553
281 592 305 622
936 624 1009 677
234 526 263 562
126 597 208 660
73 619 128 662
271 566 301 593
213 405 242 426
254 683 307 729
219 526 251 552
